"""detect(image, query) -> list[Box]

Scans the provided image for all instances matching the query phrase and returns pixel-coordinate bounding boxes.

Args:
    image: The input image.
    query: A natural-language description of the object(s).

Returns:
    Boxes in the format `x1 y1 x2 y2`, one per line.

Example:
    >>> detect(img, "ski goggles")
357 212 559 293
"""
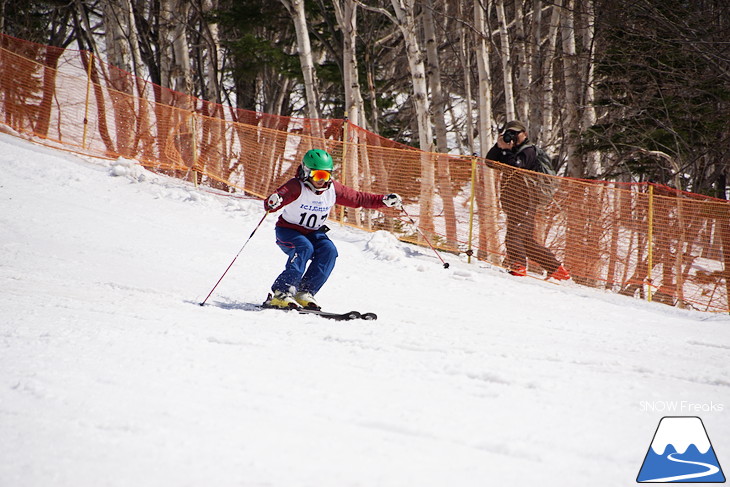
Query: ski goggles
309 169 332 182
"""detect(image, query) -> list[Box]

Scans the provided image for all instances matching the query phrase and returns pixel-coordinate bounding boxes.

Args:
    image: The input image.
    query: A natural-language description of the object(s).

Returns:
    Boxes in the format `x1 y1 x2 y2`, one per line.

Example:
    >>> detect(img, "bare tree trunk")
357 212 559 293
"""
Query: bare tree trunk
102 0 132 73
560 0 582 178
513 0 530 122
460 0 475 154
102 0 135 157
35 48 64 139
79 50 116 154
474 1 493 154
561 0 594 280
200 0 223 105
122 0 155 163
281 0 321 121
579 0 599 177
333 0 363 132
124 0 145 80
542 0 562 147
159 0 193 98
423 0 456 247
529 0 544 140
474 0 501 265
423 0 447 153
495 0 515 121
333 0 363 225
196 0 227 187
390 0 435 235
389 0 433 152
158 0 194 172
364 49 379 133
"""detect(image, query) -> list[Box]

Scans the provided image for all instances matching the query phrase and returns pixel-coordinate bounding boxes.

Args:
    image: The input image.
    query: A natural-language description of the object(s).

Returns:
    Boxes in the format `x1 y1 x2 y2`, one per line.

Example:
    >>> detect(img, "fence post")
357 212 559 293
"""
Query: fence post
467 156 477 264
720 213 730 314
339 113 349 224
647 184 654 302
82 51 94 150
191 111 198 189
674 190 686 308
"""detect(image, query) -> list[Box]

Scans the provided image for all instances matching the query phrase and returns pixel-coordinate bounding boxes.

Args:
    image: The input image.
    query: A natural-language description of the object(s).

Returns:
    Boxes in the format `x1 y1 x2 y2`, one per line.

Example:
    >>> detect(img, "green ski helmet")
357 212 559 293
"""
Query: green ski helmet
299 149 334 193
303 149 334 171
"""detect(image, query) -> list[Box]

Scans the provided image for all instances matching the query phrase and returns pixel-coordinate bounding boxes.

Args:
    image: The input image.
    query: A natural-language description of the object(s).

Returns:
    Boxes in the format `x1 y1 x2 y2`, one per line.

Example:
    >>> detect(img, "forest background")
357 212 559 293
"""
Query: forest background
3 0 729 197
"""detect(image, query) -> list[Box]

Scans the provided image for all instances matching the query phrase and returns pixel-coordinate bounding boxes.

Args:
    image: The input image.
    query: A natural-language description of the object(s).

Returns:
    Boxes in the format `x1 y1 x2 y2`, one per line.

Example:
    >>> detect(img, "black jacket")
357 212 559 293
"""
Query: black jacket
486 140 538 171
489 141 539 199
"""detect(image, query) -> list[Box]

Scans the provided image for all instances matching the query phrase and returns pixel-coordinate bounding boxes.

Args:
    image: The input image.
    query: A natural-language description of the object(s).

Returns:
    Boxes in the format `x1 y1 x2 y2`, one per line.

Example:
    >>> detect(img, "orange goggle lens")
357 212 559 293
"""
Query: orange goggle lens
310 169 331 182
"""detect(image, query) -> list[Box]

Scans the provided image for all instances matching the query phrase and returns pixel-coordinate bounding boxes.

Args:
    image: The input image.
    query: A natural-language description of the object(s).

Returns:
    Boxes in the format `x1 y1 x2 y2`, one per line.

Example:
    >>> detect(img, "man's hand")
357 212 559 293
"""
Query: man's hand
382 193 403 208
265 193 283 212
497 134 514 150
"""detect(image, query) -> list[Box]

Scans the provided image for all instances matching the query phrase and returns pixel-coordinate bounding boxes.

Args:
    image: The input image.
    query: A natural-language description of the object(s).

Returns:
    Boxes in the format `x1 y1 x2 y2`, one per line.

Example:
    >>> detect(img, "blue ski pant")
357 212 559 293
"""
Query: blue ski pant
272 226 338 296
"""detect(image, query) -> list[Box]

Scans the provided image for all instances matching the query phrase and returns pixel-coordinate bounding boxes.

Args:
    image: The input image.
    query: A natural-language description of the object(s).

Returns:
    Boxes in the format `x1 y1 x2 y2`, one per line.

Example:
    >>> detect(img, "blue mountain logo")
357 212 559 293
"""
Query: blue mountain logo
637 416 725 483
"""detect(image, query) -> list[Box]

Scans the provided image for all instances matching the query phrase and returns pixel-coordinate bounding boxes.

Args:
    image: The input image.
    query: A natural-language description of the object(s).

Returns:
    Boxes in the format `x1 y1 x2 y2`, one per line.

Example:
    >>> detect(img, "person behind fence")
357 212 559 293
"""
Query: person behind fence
262 149 402 310
486 120 570 280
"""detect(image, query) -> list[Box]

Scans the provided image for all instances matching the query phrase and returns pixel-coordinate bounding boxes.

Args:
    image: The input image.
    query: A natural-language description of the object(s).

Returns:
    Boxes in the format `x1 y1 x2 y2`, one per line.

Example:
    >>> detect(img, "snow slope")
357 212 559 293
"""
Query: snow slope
1 132 728 486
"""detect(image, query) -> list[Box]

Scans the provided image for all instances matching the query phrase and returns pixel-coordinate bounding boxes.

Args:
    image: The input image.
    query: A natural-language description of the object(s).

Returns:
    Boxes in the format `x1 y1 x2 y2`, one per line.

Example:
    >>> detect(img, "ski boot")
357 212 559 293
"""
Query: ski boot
294 291 320 310
264 290 300 309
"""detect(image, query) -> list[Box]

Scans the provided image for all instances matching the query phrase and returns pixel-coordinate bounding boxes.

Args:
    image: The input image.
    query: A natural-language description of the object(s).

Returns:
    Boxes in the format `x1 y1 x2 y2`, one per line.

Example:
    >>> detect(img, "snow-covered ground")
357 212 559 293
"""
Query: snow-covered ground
1 132 728 487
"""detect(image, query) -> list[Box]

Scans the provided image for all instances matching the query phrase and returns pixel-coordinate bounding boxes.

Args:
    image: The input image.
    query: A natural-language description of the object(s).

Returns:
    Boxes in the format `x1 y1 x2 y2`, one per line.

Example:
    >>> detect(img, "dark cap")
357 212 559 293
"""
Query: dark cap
504 120 527 132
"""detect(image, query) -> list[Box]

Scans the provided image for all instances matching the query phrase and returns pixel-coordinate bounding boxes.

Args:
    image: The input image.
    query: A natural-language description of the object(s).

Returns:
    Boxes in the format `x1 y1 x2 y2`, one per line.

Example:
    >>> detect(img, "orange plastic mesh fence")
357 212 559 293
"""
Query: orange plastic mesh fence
2 33 729 313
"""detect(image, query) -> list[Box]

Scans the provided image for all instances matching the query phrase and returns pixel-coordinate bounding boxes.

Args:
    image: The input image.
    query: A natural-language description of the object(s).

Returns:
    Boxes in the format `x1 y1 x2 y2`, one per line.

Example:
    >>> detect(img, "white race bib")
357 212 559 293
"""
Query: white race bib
281 181 336 230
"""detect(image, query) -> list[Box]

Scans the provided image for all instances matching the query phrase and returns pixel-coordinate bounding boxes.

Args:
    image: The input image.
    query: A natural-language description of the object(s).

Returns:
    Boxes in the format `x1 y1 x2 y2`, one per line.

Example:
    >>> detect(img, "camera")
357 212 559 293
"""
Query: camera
502 129 519 143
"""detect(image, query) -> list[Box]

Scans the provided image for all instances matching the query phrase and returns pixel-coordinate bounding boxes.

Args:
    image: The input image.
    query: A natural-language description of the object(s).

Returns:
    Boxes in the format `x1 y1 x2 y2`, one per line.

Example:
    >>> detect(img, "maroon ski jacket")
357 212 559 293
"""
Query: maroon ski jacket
265 178 387 234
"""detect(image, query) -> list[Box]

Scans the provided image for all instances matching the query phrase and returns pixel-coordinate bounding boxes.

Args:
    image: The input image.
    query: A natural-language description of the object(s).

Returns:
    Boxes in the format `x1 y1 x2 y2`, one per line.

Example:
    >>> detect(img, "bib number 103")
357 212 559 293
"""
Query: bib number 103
298 212 327 229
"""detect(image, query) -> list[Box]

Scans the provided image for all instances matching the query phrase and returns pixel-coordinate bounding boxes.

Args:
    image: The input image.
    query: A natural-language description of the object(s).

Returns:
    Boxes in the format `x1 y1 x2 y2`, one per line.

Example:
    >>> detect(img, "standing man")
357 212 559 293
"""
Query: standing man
486 121 570 280
263 149 402 309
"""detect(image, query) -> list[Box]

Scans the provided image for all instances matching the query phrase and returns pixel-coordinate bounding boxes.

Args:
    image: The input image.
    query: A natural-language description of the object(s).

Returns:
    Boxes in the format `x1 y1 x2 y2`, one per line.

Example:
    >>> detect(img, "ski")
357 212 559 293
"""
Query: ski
260 304 377 321
298 308 378 321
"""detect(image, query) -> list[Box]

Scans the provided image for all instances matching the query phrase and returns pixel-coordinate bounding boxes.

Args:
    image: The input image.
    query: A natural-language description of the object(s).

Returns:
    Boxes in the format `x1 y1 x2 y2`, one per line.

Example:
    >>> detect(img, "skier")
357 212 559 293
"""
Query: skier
263 149 402 310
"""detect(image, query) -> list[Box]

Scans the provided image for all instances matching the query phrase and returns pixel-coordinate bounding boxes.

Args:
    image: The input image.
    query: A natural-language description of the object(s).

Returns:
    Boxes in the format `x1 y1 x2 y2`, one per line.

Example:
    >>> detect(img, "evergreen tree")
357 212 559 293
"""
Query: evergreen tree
589 0 730 195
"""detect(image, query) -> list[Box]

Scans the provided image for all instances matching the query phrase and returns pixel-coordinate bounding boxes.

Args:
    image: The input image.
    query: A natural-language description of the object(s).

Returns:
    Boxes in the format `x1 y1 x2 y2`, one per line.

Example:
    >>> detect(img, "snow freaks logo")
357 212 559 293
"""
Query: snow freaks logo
637 416 726 483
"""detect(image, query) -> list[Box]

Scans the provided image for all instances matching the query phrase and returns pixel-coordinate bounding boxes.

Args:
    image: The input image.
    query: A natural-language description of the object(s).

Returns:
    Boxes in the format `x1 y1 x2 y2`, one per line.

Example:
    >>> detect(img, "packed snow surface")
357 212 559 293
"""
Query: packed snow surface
1 133 728 486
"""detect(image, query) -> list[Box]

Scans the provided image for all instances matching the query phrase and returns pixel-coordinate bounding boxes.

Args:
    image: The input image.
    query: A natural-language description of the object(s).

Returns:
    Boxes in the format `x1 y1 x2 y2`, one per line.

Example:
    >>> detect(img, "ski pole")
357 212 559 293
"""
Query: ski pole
199 212 268 306
400 207 450 269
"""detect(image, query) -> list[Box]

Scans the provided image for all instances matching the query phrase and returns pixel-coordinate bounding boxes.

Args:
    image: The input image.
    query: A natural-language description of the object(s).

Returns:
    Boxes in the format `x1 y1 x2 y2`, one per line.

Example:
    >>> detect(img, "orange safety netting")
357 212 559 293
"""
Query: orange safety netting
2 33 729 313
